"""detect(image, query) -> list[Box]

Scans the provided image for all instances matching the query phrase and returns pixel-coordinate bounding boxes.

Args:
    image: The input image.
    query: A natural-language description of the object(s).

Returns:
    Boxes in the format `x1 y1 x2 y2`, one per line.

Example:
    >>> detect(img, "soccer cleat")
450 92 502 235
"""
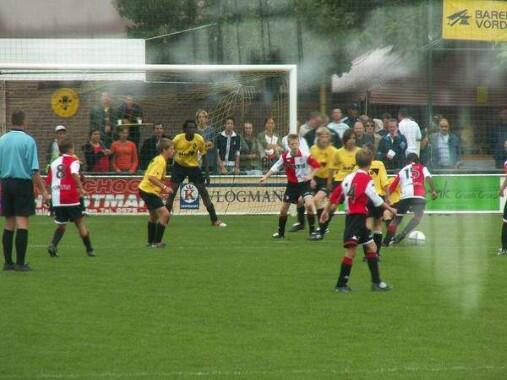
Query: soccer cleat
335 285 352 293
146 243 153 248
288 223 304 232
14 264 32 272
48 244 58 257
272 232 285 239
308 232 323 241
497 248 507 256
86 250 96 257
3 263 15 271
151 242 167 248
213 220 227 227
372 281 392 292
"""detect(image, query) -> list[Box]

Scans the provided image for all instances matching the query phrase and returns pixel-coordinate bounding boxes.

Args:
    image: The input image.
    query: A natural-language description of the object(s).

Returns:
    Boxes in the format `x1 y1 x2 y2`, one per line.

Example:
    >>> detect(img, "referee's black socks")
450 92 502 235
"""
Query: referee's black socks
15 229 28 265
2 229 14 265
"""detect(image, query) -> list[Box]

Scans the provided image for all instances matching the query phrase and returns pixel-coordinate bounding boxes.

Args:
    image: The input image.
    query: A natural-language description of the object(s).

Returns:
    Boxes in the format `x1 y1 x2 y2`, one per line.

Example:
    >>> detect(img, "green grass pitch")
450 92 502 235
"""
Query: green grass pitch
1 214 506 380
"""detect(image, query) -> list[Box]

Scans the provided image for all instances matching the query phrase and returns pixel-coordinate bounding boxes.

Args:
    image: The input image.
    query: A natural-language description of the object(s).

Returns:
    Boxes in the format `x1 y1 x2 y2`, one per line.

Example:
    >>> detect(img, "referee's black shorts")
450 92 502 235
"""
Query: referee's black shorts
0 178 35 217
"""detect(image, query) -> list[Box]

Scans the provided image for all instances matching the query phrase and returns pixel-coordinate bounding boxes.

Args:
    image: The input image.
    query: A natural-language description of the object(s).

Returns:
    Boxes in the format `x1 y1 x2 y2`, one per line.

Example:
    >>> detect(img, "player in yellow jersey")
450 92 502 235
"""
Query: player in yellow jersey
165 119 226 227
382 177 401 246
138 138 174 248
309 127 338 240
362 143 389 257
321 129 360 235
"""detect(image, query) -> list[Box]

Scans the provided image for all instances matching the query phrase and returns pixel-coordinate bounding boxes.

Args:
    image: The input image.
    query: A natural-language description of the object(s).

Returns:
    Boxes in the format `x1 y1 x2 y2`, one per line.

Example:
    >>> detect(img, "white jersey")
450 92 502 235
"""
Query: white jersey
398 118 422 156
390 163 431 200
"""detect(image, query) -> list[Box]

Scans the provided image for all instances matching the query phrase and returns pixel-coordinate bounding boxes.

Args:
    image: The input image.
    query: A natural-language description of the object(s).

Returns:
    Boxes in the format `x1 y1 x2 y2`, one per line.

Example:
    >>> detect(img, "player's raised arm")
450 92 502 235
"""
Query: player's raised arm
260 155 283 183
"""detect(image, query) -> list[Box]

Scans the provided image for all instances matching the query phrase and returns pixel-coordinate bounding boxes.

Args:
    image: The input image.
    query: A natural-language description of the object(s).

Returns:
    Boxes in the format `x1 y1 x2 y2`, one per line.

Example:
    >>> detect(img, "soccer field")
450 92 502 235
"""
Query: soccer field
1 214 506 380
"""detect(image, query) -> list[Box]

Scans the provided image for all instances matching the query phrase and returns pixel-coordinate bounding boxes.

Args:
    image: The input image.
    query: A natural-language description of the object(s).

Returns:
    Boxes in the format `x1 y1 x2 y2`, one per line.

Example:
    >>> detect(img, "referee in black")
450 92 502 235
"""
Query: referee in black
0 110 49 271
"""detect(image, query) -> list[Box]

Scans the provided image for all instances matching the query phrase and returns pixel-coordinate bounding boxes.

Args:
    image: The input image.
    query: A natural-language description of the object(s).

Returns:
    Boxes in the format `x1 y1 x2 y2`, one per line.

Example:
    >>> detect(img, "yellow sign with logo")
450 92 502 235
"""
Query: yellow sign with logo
443 0 507 42
51 88 80 118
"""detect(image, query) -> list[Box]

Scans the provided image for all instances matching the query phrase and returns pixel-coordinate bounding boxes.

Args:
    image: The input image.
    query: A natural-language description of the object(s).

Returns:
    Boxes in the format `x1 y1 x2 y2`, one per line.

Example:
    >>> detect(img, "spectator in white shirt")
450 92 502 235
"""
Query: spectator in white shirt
299 111 323 137
398 108 422 156
327 108 349 139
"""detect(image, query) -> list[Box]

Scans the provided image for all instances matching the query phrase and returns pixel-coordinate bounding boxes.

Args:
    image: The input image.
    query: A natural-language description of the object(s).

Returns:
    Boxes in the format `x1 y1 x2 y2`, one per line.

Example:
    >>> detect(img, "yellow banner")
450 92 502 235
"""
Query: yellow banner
442 0 507 42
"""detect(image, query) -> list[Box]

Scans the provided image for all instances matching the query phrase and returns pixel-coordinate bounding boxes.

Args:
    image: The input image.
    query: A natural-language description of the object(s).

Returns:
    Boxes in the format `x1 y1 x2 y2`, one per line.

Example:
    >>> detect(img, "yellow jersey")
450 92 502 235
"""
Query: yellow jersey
368 160 389 196
310 144 338 179
387 177 401 204
173 133 206 168
333 147 360 182
138 155 167 195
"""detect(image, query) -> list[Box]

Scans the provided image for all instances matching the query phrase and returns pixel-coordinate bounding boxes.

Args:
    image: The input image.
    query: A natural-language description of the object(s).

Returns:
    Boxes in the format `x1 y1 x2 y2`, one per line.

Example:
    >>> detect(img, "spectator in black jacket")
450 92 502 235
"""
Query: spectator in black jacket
139 124 170 170
117 95 144 147
82 129 112 172
376 119 408 170
216 117 241 175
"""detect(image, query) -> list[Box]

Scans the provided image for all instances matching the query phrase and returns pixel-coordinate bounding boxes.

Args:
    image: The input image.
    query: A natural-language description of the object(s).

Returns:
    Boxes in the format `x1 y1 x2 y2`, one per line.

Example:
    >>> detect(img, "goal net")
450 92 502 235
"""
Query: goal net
0 64 297 215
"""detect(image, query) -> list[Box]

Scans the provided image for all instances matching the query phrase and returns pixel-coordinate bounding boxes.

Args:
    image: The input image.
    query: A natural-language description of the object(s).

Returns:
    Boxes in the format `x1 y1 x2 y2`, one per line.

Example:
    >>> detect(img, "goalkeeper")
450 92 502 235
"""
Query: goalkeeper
165 119 226 227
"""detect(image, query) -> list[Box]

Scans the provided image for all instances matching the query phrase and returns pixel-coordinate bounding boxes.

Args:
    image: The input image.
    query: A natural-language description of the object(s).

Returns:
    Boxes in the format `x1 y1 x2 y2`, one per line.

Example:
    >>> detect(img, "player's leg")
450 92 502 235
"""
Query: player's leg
364 240 391 291
273 202 290 238
383 199 408 246
164 180 180 213
152 206 170 247
191 168 225 227
500 201 507 255
147 210 158 247
372 217 384 257
336 246 356 292
313 190 327 236
48 223 66 257
14 216 30 268
393 200 426 244
303 195 317 237
289 197 305 232
74 216 95 256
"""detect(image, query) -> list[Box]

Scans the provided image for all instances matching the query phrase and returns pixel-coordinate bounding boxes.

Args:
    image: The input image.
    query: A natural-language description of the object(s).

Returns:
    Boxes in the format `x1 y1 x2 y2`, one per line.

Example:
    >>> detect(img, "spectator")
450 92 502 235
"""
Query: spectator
398 108 422 156
240 121 262 173
140 124 170 170
111 127 138 174
429 118 461 169
216 117 241 175
299 111 323 137
46 125 67 167
258 117 282 169
90 92 117 148
377 119 408 170
365 119 382 149
327 108 350 139
378 112 392 137
117 95 144 147
493 108 507 168
196 109 217 174
341 103 360 128
353 120 374 147
82 129 112 172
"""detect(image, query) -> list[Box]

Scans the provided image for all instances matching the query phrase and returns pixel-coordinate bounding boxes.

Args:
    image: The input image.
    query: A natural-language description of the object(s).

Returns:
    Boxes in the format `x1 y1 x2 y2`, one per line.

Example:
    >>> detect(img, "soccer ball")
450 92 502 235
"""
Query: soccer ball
407 230 426 245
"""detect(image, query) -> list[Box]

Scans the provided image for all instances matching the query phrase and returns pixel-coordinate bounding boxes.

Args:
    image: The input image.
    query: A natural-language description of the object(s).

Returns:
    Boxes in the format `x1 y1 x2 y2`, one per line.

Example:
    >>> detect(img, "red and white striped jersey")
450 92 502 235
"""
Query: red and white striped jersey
270 149 320 184
329 169 383 215
47 154 81 207
389 162 431 200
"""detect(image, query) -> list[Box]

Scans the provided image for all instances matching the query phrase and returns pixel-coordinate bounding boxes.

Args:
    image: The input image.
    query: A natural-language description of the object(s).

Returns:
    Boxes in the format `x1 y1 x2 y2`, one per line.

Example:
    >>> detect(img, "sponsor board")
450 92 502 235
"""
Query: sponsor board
443 0 507 42
33 174 504 215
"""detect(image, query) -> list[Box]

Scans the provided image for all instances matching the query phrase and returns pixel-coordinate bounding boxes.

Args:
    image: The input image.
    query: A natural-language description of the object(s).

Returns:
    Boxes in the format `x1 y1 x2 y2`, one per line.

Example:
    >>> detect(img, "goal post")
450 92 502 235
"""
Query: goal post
0 63 298 215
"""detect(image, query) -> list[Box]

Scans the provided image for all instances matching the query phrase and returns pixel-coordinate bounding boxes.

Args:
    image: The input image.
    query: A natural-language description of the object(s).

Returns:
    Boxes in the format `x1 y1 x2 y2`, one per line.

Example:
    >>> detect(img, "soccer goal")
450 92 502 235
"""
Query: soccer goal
0 63 297 215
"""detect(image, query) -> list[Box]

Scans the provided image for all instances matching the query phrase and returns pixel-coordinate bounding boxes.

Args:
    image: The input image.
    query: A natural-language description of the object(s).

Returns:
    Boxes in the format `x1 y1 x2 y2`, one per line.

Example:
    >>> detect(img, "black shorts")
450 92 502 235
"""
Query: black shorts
139 189 164 211
367 200 384 219
0 178 35 217
313 177 329 195
343 214 373 248
396 197 426 215
284 181 313 204
54 205 85 224
171 162 205 185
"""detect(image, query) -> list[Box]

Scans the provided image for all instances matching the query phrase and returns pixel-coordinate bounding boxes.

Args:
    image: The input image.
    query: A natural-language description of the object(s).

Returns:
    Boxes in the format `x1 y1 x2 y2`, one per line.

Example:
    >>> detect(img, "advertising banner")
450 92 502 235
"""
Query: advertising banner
34 174 503 215
443 0 507 42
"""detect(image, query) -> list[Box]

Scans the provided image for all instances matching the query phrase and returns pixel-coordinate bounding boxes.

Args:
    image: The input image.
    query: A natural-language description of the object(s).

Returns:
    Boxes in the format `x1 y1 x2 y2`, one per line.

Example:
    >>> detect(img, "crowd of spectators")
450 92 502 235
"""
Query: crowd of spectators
45 93 472 174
